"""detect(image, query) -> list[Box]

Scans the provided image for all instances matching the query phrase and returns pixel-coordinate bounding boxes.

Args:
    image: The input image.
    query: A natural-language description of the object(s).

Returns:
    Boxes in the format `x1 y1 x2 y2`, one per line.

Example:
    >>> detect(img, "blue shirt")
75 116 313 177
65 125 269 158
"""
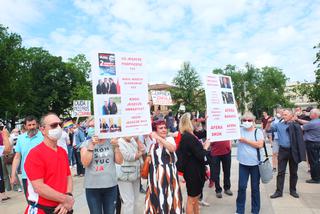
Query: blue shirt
237 128 264 166
270 121 291 148
15 131 44 179
303 118 320 142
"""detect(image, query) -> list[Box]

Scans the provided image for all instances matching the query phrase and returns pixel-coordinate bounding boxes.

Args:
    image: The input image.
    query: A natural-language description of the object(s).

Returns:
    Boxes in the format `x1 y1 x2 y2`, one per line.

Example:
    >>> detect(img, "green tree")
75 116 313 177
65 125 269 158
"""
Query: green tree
171 62 205 112
311 43 320 106
0 25 28 127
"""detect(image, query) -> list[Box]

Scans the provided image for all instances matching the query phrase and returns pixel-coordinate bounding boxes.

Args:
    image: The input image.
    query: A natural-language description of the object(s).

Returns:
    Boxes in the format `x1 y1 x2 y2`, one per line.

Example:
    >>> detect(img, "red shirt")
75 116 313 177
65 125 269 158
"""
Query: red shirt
24 142 70 208
210 140 231 156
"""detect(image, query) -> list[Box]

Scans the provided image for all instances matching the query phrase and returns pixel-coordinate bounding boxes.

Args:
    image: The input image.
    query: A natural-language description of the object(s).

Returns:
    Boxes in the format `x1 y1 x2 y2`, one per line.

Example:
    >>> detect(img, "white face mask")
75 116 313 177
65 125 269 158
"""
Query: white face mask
276 113 281 118
48 127 62 141
242 121 253 129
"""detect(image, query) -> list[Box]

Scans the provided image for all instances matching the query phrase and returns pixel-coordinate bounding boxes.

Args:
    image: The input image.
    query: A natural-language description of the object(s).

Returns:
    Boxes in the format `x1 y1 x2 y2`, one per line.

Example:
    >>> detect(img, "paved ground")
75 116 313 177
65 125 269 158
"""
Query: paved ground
1 145 320 214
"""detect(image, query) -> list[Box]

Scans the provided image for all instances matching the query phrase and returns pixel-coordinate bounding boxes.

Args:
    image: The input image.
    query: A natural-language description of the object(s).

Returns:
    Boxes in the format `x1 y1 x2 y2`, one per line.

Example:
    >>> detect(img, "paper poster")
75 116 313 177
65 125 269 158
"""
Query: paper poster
150 90 173 106
92 52 152 138
72 100 91 117
205 74 240 141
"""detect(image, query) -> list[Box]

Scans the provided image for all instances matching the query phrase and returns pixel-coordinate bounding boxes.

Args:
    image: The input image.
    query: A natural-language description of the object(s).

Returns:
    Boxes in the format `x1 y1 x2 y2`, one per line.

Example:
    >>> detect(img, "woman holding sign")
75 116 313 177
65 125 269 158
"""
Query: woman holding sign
178 113 211 214
81 129 123 214
236 112 264 214
145 120 183 214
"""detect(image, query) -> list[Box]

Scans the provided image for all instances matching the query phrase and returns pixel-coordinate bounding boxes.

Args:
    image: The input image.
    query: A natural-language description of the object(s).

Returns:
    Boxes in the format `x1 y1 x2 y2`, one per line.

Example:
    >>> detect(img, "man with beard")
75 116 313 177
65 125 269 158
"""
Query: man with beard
10 116 44 201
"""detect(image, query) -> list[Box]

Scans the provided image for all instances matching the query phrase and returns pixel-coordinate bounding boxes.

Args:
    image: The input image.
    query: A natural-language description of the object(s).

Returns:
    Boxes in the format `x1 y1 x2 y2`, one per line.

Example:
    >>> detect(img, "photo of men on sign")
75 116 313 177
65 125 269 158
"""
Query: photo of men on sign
219 76 232 89
221 91 234 104
98 53 116 75
109 117 121 132
101 97 121 115
96 78 120 94
99 117 110 133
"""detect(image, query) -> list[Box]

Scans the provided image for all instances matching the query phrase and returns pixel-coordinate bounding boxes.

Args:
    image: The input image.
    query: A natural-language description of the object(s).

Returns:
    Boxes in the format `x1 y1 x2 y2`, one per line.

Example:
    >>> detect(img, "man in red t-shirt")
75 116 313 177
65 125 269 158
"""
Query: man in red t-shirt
210 140 233 198
24 113 74 214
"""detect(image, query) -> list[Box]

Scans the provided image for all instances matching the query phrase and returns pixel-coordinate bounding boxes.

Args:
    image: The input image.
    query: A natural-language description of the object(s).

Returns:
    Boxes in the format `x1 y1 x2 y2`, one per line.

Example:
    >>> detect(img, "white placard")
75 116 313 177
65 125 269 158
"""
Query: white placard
205 74 241 141
72 100 91 117
151 90 173 106
92 52 152 138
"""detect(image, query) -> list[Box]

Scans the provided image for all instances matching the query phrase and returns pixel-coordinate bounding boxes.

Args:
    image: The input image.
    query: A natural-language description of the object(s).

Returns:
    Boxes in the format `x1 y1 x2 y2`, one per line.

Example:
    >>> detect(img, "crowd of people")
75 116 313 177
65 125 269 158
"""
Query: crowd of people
0 105 319 214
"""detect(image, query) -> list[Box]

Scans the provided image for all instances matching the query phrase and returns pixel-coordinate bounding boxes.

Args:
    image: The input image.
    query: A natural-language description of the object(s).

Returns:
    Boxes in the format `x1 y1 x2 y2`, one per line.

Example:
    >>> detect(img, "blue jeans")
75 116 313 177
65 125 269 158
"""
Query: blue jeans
67 145 76 166
236 164 260 214
85 185 118 214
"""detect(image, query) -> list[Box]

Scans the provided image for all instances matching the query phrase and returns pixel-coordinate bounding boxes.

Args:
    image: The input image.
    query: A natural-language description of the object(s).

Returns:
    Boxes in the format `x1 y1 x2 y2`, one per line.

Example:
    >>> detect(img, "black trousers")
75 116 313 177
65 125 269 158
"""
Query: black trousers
211 152 231 193
74 149 85 175
306 141 320 181
276 147 298 194
0 158 5 193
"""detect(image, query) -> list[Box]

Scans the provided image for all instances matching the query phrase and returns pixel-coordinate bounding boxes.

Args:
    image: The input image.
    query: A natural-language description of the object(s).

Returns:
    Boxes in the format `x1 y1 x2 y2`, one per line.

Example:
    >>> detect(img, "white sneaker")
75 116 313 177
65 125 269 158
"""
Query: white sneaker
18 188 22 192
199 200 210 207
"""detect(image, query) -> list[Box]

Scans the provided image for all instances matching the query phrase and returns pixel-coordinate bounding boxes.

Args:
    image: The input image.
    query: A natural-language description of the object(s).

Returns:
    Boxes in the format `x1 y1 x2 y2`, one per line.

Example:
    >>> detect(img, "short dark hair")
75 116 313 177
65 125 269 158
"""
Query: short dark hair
40 112 59 127
24 115 38 125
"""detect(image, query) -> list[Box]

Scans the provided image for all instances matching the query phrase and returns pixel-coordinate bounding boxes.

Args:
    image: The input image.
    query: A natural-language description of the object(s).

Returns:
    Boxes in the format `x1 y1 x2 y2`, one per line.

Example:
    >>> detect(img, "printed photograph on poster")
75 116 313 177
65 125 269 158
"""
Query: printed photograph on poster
219 76 232 89
99 117 122 133
96 77 120 94
99 117 110 133
109 117 122 132
221 91 234 104
98 53 116 75
101 97 121 115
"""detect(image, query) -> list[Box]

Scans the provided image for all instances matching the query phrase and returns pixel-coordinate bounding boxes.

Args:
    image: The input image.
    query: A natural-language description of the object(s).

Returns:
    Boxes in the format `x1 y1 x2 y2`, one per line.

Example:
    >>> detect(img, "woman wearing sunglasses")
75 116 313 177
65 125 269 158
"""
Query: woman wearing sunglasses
236 112 264 214
81 124 123 214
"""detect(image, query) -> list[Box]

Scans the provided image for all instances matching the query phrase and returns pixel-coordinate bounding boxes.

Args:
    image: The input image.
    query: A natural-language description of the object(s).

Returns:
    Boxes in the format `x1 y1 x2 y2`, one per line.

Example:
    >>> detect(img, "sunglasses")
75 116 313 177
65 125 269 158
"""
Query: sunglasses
242 119 253 122
47 122 61 129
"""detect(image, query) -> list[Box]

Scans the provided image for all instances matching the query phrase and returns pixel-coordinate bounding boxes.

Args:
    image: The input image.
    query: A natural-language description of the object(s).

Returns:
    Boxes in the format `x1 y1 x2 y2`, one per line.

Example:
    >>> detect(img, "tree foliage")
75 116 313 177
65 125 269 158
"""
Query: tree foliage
0 25 92 127
171 62 205 112
213 63 292 116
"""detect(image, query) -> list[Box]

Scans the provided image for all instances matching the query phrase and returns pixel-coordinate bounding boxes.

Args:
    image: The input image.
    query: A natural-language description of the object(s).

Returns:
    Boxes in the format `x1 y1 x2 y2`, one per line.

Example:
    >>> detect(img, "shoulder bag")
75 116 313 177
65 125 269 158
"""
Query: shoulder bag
255 129 273 184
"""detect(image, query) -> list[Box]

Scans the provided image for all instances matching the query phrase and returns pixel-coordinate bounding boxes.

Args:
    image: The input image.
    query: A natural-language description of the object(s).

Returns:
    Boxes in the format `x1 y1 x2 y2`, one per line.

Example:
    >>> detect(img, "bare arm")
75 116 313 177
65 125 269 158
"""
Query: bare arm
111 138 123 164
1 129 12 154
30 179 74 210
155 136 176 152
10 152 21 184
81 143 94 168
66 176 73 193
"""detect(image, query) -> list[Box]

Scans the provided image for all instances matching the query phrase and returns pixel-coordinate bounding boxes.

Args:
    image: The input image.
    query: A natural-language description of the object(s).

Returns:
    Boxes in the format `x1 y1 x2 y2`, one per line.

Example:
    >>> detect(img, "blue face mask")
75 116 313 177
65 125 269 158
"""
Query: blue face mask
87 127 95 137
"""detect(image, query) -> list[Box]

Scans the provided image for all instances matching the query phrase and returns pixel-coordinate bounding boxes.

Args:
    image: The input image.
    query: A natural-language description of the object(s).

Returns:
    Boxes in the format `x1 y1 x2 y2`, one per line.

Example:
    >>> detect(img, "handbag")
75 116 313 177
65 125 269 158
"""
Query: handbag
140 155 151 179
255 129 273 184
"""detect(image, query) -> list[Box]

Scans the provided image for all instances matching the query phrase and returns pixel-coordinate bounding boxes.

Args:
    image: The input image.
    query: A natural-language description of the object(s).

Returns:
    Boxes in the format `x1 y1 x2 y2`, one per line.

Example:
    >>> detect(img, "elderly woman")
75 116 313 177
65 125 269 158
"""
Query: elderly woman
236 112 264 214
81 133 123 214
178 113 210 214
116 136 145 214
145 120 182 214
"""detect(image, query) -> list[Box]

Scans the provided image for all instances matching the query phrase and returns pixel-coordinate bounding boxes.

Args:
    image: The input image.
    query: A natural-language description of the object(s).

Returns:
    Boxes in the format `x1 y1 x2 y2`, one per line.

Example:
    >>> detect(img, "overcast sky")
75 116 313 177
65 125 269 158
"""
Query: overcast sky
1 0 319 84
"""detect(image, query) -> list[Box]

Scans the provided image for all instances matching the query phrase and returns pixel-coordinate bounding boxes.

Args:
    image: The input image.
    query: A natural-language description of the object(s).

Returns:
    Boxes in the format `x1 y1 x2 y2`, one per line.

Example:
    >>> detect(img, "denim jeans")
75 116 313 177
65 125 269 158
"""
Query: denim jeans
236 164 260 214
67 145 76 166
85 186 118 214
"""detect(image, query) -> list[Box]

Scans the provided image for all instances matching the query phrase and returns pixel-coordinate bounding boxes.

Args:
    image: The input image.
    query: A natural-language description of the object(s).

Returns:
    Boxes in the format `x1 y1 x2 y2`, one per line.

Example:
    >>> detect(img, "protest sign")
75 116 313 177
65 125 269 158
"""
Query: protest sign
150 90 173 106
205 74 240 141
92 52 151 138
72 100 91 117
